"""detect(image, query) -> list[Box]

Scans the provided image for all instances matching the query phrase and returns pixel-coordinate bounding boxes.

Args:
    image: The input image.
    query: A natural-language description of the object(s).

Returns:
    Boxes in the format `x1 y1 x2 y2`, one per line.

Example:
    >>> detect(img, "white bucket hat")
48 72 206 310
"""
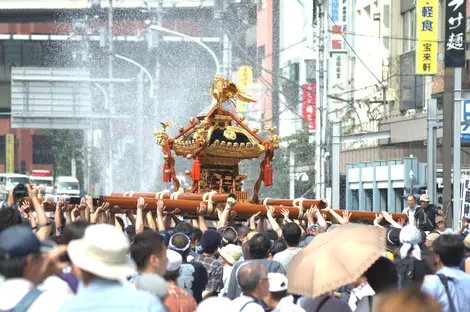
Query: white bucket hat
68 224 136 280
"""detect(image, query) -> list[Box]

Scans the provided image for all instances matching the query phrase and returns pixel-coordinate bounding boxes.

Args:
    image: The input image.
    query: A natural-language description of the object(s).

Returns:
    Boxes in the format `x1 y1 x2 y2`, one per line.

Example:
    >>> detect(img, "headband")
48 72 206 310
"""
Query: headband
169 233 191 252
222 227 239 244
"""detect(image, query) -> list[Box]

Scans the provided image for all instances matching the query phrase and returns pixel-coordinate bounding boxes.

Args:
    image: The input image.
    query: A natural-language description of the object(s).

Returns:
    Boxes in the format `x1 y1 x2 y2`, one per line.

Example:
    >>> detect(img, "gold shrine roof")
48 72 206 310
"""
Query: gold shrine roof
155 75 281 167
172 108 265 164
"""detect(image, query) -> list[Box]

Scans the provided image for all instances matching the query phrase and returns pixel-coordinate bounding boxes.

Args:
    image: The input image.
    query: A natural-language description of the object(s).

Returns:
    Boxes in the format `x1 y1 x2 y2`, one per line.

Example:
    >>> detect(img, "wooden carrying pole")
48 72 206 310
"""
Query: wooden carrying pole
98 196 407 222
110 192 232 203
110 193 327 208
261 198 327 209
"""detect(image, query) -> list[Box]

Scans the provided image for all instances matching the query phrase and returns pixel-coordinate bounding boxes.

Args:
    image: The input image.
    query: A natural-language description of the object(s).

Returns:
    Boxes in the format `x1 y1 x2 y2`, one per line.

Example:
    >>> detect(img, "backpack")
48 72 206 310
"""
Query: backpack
0 288 42 312
395 257 417 289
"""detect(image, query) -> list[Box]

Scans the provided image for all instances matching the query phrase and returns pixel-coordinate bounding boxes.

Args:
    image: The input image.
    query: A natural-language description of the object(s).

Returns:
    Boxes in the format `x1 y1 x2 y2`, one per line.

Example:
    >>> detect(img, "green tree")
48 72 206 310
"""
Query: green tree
240 129 316 200
39 129 84 184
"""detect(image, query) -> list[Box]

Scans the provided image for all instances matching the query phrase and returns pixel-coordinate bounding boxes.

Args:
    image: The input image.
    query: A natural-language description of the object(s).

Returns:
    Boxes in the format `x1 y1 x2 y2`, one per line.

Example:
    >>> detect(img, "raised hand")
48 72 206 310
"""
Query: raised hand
99 202 110 212
249 211 261 222
342 210 352 223
137 197 146 210
374 213 384 226
156 199 166 216
306 206 316 220
266 206 275 218
86 196 94 212
26 184 38 198
381 211 394 223
280 208 290 221
21 201 31 214
226 197 236 208
197 202 207 216
79 197 87 212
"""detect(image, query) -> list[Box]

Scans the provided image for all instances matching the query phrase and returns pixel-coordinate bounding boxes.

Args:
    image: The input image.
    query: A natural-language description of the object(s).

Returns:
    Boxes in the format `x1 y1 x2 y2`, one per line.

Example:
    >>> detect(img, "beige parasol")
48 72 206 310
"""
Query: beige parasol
287 223 386 298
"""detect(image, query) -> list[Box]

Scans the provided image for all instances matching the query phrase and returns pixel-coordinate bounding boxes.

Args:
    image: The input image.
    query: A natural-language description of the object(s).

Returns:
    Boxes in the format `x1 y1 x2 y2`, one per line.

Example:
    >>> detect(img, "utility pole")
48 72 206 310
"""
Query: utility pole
453 68 462 230
271 0 280 130
137 70 144 191
108 0 114 193
314 2 324 200
427 98 438 204
289 150 295 199
332 121 340 208
443 69 453 228
321 4 328 202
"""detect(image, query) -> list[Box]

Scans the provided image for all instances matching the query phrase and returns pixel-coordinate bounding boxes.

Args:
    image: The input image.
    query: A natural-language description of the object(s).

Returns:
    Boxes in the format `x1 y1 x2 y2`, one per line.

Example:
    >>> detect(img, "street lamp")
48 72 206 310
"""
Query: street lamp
149 25 221 74
409 169 414 195
114 54 155 98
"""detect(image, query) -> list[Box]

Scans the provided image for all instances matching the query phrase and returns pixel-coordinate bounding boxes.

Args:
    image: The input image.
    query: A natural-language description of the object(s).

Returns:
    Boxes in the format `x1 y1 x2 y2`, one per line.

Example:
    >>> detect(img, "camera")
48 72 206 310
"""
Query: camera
13 184 29 199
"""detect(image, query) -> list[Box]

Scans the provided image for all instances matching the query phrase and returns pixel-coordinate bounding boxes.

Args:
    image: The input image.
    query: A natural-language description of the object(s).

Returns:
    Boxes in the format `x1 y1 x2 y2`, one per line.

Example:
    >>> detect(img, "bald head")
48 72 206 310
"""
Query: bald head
237 263 267 293
171 233 189 249
169 233 191 257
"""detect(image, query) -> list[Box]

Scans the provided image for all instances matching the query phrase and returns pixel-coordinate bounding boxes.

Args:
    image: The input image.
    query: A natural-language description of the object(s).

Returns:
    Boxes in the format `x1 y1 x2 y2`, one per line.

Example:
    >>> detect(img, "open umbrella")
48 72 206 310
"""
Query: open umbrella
287 223 386 298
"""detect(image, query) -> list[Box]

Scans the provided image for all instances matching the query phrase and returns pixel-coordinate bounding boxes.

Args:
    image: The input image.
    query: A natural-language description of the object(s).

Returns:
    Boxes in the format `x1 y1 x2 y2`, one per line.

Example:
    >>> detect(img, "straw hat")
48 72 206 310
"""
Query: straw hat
419 194 430 202
68 224 136 280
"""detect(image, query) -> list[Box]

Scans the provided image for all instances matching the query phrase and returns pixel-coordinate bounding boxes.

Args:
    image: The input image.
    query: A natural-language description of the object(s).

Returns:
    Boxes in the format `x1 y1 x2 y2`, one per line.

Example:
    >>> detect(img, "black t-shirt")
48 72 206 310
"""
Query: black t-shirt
415 205 439 232
177 261 208 303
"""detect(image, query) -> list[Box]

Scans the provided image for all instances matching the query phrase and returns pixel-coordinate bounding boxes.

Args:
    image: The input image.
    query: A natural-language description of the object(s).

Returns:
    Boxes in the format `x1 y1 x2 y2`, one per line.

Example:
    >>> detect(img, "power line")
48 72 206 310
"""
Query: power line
317 0 400 104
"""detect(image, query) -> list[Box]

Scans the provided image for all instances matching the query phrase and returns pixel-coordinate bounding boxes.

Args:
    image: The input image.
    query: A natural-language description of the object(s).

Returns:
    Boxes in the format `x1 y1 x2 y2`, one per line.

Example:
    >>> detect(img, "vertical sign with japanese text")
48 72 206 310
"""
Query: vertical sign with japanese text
330 0 346 51
416 0 438 74
237 66 253 113
5 134 14 173
328 53 348 119
445 0 466 67
302 84 316 130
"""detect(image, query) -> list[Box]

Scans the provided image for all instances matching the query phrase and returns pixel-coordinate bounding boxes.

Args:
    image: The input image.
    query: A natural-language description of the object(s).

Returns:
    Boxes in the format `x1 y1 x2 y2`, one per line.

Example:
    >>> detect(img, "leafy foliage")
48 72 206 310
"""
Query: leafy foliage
240 129 316 199
38 129 84 183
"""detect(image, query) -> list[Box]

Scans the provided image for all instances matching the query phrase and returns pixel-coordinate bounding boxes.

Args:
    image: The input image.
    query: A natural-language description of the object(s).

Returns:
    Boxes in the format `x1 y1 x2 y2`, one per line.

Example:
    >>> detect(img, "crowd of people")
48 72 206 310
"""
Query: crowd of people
0 184 470 312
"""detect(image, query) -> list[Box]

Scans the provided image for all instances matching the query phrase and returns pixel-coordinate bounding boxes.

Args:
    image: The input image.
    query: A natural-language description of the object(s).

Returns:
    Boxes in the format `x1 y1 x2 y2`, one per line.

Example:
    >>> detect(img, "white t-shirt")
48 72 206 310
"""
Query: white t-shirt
272 247 301 271
219 265 233 297
348 282 375 311
273 295 305 312
0 278 72 312
232 295 265 312
403 206 417 226
38 276 75 295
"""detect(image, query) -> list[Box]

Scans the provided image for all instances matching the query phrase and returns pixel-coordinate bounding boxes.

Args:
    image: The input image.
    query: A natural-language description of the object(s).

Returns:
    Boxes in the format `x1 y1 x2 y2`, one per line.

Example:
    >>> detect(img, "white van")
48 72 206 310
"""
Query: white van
54 176 80 196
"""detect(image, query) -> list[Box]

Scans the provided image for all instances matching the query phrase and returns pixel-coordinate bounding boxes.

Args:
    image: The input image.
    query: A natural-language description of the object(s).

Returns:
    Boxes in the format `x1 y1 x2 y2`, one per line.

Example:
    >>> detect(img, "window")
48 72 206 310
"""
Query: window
32 135 53 164
402 9 416 53
30 178 52 186
58 181 79 191
6 177 30 187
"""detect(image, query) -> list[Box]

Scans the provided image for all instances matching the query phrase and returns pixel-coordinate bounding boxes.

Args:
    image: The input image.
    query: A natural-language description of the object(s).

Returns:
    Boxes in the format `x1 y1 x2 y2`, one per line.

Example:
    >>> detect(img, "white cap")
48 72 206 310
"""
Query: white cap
268 272 288 292
166 249 182 272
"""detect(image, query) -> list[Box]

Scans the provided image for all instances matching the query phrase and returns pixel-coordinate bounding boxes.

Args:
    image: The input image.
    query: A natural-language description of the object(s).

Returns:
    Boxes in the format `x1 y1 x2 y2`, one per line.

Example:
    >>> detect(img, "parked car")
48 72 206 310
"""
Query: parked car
0 173 31 201
54 176 80 196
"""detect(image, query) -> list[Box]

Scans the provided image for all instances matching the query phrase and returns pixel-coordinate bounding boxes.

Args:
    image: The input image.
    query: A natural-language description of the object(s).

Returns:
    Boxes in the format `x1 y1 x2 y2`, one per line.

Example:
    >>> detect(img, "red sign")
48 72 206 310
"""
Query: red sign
302 84 316 130
30 170 52 177
332 40 343 50
331 25 342 33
